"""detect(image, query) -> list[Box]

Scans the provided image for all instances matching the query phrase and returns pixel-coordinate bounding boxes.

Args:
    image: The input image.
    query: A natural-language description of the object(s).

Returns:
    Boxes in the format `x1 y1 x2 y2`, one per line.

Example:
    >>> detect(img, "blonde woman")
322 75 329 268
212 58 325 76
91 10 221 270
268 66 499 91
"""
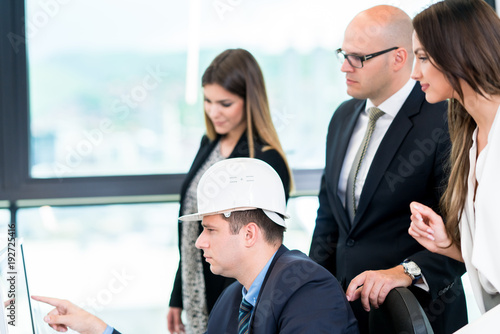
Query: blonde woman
167 49 291 334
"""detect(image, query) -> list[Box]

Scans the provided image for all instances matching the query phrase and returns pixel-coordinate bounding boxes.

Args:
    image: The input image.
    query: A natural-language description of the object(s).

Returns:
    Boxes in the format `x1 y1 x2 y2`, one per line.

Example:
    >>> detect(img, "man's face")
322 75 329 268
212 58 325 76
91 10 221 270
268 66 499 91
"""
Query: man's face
195 214 245 279
340 21 395 105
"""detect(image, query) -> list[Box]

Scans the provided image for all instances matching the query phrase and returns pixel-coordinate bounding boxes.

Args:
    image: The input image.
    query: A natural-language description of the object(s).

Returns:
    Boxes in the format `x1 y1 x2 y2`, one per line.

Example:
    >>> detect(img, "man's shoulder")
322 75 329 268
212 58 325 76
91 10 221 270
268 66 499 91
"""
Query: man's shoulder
210 280 243 314
326 98 365 129
419 98 448 116
277 248 313 263
272 249 334 282
335 98 365 114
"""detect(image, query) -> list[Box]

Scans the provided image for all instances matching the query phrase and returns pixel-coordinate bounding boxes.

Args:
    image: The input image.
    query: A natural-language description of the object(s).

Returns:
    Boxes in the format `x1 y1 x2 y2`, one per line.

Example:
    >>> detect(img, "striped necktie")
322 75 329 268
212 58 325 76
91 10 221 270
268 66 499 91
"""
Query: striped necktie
346 107 385 222
238 298 253 334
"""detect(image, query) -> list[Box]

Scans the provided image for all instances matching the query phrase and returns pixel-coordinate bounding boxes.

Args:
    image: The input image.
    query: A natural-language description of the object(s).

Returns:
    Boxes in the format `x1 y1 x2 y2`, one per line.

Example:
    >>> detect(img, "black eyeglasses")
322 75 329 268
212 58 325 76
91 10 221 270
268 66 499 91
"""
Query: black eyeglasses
336 47 399 68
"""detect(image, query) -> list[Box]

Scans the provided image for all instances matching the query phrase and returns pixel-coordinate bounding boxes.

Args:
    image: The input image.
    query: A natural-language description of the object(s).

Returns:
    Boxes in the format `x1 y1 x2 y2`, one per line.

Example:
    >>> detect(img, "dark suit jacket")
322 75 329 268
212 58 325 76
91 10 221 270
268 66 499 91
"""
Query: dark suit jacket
170 132 291 313
206 245 359 334
309 83 467 334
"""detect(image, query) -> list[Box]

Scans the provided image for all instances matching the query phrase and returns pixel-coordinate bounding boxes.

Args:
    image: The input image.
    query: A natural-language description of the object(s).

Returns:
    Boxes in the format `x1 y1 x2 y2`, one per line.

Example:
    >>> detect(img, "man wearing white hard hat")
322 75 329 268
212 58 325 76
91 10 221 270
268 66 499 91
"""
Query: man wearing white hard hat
181 158 358 333
30 158 358 334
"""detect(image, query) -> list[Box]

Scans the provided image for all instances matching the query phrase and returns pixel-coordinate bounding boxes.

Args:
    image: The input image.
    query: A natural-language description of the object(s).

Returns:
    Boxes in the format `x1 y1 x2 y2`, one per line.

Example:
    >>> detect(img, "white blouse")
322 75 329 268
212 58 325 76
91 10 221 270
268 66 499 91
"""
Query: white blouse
460 105 500 314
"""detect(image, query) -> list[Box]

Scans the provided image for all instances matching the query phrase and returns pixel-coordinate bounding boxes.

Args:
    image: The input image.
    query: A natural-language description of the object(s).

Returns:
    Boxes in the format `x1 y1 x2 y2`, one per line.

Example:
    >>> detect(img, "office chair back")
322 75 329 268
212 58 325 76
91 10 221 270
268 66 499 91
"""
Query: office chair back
369 287 434 334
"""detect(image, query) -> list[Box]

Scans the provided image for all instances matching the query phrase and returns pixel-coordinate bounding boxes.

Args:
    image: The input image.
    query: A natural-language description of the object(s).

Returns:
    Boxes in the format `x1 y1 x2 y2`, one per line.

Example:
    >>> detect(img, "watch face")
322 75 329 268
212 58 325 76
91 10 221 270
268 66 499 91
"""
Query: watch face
405 262 421 276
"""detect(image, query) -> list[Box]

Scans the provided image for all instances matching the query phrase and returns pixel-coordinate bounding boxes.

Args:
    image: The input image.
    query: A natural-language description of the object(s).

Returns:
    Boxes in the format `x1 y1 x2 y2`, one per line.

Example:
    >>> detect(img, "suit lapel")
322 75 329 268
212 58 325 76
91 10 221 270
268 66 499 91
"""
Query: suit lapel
352 84 424 228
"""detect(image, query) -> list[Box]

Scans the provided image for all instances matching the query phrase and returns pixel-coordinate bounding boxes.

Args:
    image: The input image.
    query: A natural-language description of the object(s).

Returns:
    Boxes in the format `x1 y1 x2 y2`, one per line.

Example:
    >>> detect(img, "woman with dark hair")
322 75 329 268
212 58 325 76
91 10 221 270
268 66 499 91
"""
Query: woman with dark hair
408 0 500 324
167 48 291 334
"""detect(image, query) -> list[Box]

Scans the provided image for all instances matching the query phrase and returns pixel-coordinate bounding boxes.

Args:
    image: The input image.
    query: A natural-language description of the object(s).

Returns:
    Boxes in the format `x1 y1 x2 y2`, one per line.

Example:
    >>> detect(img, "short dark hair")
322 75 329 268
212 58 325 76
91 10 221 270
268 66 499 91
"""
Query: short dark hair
222 209 285 244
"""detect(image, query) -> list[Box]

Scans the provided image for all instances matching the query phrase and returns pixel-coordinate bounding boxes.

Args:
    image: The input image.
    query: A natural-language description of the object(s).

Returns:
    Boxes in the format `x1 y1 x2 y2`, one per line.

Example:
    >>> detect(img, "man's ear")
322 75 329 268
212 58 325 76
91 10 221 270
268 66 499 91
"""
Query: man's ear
393 47 408 71
243 222 259 247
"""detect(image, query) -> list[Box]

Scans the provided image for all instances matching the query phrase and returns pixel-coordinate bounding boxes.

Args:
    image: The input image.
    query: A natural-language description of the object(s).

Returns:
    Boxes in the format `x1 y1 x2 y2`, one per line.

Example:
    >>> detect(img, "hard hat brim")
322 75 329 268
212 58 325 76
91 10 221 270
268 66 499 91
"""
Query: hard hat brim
262 210 287 227
179 207 289 227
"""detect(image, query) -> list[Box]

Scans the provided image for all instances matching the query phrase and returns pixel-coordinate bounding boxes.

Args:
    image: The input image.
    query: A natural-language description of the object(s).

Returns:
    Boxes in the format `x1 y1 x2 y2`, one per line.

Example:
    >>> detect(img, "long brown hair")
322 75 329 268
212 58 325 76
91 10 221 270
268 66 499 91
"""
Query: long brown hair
201 48 292 187
413 0 500 247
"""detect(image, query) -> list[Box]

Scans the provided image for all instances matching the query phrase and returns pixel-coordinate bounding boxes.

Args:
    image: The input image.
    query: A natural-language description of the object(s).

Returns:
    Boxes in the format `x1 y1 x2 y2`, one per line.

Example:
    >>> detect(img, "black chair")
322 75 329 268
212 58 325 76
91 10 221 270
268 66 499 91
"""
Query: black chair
369 287 434 334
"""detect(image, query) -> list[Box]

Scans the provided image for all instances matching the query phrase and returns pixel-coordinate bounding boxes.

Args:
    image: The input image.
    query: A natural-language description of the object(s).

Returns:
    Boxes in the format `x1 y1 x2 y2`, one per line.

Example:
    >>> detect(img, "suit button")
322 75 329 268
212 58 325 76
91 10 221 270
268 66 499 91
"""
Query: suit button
346 239 355 247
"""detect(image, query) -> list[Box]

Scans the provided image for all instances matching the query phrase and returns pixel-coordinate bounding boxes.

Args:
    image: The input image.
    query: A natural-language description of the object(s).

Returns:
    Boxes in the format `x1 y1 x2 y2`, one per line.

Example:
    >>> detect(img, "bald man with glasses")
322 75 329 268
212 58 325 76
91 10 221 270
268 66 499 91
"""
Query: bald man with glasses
309 5 467 334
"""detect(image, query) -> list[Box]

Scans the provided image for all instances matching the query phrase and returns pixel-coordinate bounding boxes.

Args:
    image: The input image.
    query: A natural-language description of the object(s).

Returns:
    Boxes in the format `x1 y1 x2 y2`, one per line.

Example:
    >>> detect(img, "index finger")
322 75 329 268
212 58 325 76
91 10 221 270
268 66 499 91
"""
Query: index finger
409 201 427 219
31 296 67 308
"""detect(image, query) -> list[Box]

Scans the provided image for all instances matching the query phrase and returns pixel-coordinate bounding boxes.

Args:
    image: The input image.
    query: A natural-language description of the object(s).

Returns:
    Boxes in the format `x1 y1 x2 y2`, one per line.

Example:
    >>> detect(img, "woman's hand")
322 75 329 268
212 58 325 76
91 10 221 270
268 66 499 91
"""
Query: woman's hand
408 202 463 262
167 307 185 334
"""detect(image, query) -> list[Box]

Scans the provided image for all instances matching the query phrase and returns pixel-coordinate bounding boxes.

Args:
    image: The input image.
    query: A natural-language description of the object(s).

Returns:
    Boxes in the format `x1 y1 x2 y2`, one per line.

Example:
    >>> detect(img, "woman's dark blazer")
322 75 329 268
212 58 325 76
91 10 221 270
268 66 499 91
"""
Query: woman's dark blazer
169 132 291 313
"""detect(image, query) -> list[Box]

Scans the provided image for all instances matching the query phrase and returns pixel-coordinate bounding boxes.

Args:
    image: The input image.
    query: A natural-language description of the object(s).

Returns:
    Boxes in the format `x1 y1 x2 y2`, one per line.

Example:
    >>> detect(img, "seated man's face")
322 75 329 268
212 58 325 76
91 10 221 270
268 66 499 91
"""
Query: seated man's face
196 214 246 278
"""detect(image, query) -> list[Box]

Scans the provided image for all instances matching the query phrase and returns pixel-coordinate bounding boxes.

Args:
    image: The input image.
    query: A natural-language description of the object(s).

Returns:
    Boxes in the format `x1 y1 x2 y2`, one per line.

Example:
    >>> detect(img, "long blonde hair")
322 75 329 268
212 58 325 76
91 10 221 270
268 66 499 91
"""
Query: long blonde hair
413 0 500 248
201 49 292 187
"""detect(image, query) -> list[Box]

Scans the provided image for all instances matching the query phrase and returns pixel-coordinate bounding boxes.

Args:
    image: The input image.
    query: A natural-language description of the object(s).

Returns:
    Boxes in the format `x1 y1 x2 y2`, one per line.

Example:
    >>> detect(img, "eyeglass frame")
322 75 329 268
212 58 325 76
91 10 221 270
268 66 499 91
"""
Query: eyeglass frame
336 47 399 68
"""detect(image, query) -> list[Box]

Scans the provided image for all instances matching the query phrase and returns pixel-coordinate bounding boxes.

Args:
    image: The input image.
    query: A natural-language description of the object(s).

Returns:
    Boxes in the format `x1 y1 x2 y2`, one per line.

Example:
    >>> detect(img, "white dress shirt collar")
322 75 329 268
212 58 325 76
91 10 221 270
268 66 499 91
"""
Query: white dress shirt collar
366 79 416 118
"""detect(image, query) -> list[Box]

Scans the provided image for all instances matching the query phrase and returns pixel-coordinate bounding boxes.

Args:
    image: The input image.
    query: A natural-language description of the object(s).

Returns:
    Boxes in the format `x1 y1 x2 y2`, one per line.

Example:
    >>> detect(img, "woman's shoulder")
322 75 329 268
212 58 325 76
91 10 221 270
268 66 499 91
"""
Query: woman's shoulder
199 133 214 146
255 146 290 187
253 140 283 163
255 145 282 161
197 134 220 153
232 134 285 170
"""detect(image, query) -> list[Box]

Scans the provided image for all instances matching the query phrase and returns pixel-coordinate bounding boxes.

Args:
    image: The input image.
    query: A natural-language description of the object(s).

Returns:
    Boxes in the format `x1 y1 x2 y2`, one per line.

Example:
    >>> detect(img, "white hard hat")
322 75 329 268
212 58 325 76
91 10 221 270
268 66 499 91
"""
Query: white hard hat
179 158 289 227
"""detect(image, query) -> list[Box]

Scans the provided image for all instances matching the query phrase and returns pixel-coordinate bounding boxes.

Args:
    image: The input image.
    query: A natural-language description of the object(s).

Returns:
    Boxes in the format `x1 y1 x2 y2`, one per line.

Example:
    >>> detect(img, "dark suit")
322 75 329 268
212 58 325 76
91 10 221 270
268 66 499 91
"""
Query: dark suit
309 83 467 333
170 133 291 313
206 245 359 334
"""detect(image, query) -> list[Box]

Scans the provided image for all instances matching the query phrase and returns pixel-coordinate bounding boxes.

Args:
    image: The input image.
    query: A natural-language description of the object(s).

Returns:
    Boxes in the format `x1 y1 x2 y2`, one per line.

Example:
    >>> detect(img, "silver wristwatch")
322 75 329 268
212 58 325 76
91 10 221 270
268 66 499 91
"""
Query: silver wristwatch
401 260 422 285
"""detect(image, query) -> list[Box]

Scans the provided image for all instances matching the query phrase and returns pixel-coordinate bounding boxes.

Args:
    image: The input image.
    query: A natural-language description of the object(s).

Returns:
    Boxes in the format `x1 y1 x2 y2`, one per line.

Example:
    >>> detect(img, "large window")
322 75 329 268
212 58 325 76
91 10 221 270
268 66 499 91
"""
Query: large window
25 0 441 179
1 0 445 204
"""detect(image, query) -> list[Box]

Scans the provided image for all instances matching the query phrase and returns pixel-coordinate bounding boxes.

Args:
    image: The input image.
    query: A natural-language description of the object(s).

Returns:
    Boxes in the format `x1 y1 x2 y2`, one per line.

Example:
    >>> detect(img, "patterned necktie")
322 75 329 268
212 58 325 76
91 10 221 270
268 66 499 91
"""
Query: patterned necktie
346 107 385 222
238 298 253 334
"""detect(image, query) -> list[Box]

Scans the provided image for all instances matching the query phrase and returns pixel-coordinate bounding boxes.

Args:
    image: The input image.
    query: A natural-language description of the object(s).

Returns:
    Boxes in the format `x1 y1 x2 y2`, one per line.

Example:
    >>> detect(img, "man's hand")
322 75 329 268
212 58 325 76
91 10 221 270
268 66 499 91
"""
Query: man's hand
32 296 107 334
167 307 185 334
345 266 412 311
